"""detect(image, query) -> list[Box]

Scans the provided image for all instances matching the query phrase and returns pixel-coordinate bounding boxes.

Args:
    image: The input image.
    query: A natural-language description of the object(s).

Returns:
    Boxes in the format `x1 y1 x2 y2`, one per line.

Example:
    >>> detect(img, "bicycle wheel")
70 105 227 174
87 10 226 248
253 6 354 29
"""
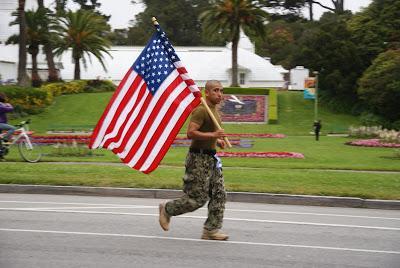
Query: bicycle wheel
18 139 42 163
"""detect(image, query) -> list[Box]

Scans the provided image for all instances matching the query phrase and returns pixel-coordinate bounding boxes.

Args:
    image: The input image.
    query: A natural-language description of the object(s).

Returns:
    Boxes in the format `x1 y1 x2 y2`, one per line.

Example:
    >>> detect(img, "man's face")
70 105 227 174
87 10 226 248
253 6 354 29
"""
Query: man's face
205 84 224 105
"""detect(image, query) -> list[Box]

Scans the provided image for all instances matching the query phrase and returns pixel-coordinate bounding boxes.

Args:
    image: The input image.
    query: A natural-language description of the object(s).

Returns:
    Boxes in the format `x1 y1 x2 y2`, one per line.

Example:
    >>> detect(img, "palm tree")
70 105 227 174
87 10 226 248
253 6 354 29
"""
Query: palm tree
37 0 59 82
55 10 111 80
201 0 268 87
17 0 29 86
8 8 55 87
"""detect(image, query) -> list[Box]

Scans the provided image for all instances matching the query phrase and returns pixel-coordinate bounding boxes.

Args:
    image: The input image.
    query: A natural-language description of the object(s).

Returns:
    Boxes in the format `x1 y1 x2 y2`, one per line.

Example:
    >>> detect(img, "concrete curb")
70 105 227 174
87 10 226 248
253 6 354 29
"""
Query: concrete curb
0 184 399 210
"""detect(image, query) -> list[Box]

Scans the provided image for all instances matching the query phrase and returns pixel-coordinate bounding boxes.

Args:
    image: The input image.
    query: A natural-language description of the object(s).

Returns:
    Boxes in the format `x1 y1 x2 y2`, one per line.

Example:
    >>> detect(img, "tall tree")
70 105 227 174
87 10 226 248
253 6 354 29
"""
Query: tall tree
292 12 363 112
37 0 59 82
349 0 400 69
201 0 268 86
128 0 217 46
17 0 29 86
358 49 400 124
259 0 346 20
55 10 111 80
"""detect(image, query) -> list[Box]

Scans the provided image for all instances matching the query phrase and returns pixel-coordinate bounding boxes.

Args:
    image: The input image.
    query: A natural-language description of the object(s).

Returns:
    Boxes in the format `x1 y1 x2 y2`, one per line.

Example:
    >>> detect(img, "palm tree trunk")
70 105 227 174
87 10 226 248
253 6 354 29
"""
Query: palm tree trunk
333 0 345 13
308 0 314 21
17 0 29 86
74 57 80 80
44 44 59 82
30 46 42 87
230 30 240 87
37 0 59 82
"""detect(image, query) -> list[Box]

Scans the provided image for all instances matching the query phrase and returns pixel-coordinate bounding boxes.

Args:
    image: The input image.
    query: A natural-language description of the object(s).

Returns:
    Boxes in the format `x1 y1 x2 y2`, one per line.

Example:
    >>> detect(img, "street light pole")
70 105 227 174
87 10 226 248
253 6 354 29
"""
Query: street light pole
313 71 319 121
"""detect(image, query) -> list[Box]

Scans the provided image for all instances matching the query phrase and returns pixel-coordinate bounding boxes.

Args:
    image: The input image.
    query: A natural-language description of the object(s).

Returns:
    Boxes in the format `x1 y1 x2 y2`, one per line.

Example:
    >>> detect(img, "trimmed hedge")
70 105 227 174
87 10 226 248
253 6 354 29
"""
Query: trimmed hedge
41 79 115 97
268 89 278 124
223 87 270 95
0 85 53 115
0 80 116 117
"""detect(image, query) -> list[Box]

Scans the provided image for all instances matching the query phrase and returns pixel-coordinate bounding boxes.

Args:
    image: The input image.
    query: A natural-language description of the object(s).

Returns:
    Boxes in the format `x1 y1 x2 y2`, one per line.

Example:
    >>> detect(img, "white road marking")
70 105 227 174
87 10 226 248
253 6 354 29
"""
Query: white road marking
1 200 399 221
0 228 399 255
1 208 399 231
0 200 145 207
227 208 400 221
0 206 153 210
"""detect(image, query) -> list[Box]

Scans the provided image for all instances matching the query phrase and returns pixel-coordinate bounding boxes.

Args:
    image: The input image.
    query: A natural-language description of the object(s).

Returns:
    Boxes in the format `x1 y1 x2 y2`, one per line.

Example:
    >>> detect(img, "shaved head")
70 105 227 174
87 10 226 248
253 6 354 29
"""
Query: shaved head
205 80 222 91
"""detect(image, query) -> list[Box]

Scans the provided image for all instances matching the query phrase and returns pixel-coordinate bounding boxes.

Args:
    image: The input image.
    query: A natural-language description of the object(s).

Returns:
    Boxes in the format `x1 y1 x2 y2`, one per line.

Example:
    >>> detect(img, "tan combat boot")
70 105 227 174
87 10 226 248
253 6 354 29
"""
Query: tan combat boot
158 202 170 231
201 229 229 241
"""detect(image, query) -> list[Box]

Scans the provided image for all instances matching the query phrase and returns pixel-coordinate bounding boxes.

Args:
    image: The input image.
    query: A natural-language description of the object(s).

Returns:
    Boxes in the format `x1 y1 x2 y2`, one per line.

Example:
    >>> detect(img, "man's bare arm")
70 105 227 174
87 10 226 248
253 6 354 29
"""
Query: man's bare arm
187 121 225 140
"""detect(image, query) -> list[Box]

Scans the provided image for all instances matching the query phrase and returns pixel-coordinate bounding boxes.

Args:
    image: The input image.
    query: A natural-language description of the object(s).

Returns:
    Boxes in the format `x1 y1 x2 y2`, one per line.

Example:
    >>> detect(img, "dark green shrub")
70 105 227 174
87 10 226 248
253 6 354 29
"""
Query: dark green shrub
359 112 386 127
85 79 116 92
223 87 270 95
0 85 53 115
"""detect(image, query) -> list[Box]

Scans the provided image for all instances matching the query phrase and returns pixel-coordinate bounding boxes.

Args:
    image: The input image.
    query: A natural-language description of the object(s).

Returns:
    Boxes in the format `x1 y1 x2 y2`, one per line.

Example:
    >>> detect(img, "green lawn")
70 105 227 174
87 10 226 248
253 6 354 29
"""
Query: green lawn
4 90 399 200
1 162 399 200
11 91 359 135
4 136 398 171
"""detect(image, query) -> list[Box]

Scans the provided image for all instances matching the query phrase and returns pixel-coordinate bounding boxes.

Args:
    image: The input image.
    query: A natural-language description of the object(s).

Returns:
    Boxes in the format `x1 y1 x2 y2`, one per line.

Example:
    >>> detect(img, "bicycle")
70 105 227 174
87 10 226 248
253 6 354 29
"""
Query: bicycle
0 119 42 163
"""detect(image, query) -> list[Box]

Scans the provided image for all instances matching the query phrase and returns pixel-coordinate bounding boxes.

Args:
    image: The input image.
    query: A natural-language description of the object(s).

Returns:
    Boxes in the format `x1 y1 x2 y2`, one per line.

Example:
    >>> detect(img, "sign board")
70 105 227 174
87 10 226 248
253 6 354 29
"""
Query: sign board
304 77 316 99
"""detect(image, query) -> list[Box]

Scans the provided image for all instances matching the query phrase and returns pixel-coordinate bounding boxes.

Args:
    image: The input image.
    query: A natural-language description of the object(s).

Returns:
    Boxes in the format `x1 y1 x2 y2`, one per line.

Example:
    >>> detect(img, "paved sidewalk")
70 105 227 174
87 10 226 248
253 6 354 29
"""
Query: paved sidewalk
0 184 399 210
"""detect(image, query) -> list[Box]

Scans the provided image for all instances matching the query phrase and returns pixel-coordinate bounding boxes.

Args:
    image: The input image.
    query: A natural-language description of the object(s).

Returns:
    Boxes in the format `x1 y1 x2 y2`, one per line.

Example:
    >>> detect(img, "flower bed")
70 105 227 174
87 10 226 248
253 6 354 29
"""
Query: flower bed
30 135 255 148
31 135 90 144
225 133 285 138
217 152 304 158
176 133 285 139
346 139 400 148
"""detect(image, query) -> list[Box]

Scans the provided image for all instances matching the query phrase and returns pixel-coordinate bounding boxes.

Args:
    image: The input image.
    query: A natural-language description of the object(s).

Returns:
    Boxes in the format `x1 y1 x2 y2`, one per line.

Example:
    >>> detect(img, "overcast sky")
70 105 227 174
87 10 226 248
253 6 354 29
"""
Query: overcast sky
44 0 373 29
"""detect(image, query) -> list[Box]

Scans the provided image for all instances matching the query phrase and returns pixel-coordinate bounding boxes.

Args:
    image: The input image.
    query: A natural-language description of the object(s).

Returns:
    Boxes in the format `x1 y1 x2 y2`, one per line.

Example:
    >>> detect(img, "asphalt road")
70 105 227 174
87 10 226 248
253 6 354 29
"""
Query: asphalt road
0 193 399 268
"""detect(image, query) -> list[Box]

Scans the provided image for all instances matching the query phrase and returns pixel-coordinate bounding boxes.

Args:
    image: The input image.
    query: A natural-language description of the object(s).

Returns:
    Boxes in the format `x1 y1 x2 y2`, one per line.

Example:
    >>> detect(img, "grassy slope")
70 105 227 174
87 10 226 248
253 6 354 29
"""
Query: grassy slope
11 91 359 135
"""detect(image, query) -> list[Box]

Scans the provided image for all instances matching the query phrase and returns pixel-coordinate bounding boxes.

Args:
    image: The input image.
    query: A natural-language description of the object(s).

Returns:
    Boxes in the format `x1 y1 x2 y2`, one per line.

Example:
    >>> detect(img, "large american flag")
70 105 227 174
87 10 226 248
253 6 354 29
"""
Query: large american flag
89 24 201 174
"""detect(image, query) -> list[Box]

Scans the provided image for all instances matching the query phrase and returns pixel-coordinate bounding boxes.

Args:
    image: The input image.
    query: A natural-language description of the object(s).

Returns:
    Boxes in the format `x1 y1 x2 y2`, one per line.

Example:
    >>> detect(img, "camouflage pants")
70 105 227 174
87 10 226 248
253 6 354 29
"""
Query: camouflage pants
165 152 226 231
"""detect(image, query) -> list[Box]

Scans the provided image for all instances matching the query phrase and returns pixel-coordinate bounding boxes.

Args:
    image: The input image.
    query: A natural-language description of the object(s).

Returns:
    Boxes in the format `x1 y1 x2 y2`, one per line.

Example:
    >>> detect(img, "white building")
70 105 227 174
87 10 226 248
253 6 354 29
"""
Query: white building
289 66 309 90
0 0 39 44
0 4 286 88
0 44 287 88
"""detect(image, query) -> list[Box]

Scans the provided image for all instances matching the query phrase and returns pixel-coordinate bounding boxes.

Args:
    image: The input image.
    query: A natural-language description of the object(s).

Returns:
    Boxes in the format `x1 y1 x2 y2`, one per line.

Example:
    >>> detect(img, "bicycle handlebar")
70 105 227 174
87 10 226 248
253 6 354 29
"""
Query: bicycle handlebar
15 119 31 127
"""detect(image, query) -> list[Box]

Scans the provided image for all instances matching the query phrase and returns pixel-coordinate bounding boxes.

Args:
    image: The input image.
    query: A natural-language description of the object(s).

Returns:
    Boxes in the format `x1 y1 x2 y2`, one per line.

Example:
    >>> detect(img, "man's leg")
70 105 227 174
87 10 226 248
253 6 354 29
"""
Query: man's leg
159 153 212 231
202 166 228 240
0 123 16 141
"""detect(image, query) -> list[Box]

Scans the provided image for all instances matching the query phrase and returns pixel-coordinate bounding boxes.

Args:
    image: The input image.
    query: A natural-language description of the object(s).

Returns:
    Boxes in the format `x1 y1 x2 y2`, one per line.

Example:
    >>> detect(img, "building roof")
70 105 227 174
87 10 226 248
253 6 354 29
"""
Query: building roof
0 44 286 86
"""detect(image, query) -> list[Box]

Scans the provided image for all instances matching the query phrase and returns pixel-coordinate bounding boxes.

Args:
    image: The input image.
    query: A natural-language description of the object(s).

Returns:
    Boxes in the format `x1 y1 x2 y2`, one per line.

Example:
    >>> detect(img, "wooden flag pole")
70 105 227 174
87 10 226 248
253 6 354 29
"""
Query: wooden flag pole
152 16 231 149
201 98 232 148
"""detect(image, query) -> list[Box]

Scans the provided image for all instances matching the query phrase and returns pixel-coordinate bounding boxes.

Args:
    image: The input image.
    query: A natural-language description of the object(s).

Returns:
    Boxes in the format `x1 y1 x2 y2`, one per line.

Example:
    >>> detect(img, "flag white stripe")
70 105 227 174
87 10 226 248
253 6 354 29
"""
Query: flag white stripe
189 85 199 92
127 81 187 167
117 70 180 159
181 73 190 80
174 61 183 68
100 78 145 147
91 71 138 148
139 93 196 171
108 87 150 150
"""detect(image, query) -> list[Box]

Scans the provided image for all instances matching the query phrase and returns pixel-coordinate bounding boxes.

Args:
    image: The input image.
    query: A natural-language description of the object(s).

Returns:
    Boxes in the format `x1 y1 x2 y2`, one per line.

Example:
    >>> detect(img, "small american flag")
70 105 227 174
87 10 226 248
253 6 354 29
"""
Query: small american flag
89 23 201 173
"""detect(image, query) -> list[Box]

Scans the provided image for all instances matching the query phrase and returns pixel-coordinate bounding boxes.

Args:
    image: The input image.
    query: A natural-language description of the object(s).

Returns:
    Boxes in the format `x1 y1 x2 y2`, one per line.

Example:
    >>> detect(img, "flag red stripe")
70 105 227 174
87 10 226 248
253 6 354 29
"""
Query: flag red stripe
121 76 184 163
184 79 195 86
111 89 153 154
132 87 191 169
143 97 201 173
89 68 133 148
100 74 143 143
103 81 147 148
176 67 187 74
